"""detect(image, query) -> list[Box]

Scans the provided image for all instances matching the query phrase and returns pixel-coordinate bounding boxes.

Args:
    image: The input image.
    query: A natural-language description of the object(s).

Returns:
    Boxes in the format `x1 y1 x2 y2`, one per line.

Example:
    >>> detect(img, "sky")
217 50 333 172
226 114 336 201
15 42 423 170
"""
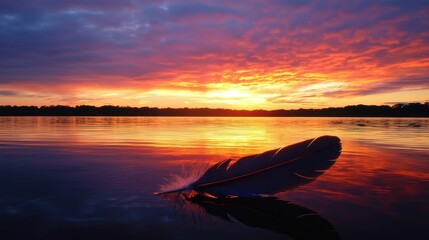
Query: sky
1 0 429 109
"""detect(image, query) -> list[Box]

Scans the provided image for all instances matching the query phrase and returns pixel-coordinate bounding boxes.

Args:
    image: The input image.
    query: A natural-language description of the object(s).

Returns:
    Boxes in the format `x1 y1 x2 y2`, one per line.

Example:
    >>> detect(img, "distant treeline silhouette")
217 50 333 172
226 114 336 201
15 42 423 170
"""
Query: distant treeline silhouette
0 102 428 117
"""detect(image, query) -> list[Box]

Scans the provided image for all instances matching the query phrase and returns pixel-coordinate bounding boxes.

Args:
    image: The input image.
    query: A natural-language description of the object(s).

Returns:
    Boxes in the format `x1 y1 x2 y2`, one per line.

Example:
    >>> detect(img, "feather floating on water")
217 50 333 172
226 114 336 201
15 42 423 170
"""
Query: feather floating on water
157 135 341 197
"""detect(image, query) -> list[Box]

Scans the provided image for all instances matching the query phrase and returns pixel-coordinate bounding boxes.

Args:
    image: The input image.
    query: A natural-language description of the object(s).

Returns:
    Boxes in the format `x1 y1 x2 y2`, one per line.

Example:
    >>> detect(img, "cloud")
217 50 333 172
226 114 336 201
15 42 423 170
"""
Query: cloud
267 96 316 104
0 90 19 96
0 0 429 107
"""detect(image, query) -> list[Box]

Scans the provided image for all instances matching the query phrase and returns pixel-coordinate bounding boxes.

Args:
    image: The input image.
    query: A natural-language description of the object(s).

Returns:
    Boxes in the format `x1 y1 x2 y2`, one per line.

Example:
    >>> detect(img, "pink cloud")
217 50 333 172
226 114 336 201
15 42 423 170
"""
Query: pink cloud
1 0 429 107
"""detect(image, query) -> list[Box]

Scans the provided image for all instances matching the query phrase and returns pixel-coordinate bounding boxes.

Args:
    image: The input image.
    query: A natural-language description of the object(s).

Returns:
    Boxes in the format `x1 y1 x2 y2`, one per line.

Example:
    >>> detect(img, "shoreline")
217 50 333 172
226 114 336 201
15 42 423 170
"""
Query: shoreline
1 103 428 117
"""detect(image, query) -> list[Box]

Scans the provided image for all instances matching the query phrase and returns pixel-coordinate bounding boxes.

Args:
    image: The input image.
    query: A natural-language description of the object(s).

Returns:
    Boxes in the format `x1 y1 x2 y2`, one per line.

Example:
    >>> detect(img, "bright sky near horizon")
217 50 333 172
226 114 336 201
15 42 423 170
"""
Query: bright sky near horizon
1 0 429 109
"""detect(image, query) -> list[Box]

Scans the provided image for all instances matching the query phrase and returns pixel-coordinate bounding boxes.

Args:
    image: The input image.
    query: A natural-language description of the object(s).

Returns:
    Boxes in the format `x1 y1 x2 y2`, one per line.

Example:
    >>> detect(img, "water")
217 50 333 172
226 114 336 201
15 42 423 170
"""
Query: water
0 117 428 240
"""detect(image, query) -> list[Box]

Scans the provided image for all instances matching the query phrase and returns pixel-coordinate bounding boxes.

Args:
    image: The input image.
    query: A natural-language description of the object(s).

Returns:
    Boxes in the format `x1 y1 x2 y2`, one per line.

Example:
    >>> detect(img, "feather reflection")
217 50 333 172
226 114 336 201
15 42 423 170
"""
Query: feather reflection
164 193 339 240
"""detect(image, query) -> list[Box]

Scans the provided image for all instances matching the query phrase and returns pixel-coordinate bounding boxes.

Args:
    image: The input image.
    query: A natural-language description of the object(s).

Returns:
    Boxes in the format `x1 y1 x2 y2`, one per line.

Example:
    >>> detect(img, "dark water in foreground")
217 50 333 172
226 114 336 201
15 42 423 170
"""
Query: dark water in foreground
0 117 428 240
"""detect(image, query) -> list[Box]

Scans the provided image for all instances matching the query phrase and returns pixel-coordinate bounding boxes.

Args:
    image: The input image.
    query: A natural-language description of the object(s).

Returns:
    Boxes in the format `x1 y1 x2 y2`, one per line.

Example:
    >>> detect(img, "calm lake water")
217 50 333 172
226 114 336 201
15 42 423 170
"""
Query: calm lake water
0 117 428 240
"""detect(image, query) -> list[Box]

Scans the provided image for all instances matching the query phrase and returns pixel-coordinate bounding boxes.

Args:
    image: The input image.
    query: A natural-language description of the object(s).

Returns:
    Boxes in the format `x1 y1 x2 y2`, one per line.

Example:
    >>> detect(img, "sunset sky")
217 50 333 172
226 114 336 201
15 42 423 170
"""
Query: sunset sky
1 0 429 109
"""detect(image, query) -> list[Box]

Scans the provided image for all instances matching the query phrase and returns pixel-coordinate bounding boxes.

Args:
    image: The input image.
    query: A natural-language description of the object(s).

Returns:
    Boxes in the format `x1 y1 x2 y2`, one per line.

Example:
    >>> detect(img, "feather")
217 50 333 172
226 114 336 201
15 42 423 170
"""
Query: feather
157 135 341 197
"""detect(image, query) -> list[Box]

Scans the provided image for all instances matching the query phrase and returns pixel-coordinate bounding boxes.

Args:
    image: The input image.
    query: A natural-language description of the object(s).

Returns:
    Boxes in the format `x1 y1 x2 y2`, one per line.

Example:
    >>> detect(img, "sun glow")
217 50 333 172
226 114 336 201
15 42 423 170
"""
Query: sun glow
207 89 250 99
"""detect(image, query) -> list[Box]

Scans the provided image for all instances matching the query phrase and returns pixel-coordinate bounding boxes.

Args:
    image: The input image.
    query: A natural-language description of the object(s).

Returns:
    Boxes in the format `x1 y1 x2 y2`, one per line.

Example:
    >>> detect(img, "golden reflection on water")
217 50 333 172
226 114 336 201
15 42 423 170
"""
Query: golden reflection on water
2 116 428 149
1 117 428 172
1 116 428 239
1 116 429 167
2 117 428 190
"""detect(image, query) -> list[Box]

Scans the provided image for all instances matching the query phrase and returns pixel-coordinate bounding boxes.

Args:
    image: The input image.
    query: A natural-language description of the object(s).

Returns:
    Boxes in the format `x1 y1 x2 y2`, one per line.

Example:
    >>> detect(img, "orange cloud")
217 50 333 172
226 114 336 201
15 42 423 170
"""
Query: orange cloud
1 1 429 108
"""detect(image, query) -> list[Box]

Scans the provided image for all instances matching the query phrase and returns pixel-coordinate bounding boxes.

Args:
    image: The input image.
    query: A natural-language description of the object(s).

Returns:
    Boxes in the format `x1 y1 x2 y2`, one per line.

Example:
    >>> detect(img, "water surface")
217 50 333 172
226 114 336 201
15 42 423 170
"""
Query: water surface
1 117 428 239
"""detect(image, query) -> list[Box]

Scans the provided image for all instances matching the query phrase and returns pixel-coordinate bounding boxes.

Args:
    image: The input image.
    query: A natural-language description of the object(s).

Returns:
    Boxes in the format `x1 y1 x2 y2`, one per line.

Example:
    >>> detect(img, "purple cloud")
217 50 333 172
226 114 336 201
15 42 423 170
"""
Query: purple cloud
0 0 428 103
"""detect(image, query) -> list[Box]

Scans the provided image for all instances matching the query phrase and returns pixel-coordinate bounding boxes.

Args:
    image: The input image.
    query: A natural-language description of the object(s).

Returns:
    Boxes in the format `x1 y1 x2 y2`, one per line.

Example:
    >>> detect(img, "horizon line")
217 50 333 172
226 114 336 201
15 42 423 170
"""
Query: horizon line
1 101 428 112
